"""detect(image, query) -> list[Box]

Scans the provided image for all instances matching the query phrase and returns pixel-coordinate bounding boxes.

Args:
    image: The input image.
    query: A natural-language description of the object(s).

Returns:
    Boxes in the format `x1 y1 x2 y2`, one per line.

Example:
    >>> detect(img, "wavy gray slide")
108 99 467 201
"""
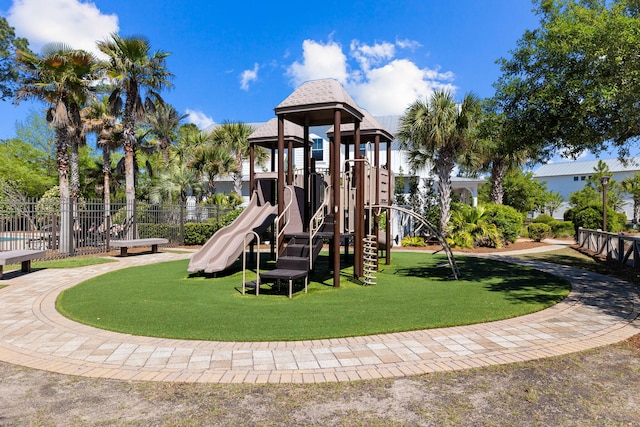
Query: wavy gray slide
187 196 278 273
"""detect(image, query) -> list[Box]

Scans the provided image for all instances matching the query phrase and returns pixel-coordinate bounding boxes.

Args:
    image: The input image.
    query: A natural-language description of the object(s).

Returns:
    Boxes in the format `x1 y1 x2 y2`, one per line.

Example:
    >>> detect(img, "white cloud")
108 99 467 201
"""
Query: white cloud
395 38 421 50
7 0 118 58
186 109 215 130
348 59 456 116
285 37 457 116
240 63 259 91
350 40 395 73
287 39 349 86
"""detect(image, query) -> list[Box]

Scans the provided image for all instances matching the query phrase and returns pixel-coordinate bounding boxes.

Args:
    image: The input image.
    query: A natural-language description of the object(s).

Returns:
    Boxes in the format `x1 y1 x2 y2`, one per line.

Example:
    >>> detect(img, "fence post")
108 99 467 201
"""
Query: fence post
180 201 185 245
618 233 624 263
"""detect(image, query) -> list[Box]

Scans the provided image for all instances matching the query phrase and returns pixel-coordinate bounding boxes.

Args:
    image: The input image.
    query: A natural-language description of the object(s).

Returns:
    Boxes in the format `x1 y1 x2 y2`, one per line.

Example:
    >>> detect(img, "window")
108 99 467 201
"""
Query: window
573 177 579 181
581 176 586 181
311 138 323 161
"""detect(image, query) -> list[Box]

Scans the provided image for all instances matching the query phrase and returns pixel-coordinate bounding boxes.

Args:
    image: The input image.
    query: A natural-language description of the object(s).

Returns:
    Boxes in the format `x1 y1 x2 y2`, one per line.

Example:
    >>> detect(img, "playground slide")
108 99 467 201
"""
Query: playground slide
187 196 278 274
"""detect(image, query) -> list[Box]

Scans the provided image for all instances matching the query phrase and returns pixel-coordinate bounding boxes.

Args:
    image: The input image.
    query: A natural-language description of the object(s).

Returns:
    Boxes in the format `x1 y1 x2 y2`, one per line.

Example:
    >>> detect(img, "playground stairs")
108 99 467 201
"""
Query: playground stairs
259 233 324 295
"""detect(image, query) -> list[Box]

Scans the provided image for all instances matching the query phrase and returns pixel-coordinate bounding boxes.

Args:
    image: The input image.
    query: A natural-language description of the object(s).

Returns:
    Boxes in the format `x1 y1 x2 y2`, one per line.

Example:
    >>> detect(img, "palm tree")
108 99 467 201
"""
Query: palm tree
15 44 99 252
82 95 122 229
145 100 187 165
209 121 267 197
96 33 173 237
475 101 529 205
188 131 236 197
397 90 482 233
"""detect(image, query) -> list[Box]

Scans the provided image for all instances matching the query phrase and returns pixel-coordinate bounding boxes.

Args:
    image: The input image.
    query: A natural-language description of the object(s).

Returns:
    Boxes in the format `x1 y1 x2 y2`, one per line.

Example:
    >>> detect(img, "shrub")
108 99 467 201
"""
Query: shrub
184 222 221 245
219 208 244 227
138 223 180 240
563 207 576 223
446 204 503 249
532 214 555 224
573 204 625 233
182 207 247 245
528 223 551 242
550 221 574 238
401 236 425 247
482 203 523 244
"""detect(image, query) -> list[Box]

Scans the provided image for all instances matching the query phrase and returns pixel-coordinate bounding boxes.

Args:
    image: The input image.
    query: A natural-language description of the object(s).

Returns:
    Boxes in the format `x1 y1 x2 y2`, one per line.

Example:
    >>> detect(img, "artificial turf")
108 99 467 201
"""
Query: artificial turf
56 252 570 341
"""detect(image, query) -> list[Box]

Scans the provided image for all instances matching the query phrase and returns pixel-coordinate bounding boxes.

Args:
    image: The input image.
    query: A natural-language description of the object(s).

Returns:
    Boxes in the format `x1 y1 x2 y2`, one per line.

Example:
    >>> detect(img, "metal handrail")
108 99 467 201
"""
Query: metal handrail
308 183 331 270
242 230 261 295
274 186 294 261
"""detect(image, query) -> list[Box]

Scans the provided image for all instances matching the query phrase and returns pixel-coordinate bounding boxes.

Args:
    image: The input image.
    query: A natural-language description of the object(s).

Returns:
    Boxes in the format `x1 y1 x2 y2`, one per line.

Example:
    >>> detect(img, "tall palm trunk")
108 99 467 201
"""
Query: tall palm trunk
490 160 507 205
102 143 112 233
122 86 138 239
160 135 171 165
55 127 72 253
233 152 243 197
435 155 455 234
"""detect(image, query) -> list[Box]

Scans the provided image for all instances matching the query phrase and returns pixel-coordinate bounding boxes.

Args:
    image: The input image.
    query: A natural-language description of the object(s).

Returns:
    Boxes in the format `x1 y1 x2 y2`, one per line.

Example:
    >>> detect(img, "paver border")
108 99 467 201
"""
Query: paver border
0 247 638 384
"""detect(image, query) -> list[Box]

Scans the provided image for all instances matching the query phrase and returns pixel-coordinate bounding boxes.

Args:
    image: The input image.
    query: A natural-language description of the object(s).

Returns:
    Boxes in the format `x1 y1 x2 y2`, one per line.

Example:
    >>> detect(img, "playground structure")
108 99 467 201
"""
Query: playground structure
188 78 458 292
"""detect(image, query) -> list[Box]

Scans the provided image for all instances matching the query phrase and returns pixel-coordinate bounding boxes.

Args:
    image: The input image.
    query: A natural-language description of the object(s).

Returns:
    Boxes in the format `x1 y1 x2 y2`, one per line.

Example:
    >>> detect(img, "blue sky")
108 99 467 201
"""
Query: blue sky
0 0 540 141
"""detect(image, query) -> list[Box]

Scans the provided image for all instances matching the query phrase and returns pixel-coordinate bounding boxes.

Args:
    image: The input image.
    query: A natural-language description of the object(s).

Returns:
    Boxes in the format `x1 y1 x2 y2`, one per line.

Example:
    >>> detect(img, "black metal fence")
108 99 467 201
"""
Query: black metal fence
0 197 233 260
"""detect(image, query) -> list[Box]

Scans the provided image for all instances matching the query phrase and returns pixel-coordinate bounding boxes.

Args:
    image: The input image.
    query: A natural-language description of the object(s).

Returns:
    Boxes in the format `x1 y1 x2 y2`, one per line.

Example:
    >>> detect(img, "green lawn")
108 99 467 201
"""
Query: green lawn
56 252 570 342
32 257 117 269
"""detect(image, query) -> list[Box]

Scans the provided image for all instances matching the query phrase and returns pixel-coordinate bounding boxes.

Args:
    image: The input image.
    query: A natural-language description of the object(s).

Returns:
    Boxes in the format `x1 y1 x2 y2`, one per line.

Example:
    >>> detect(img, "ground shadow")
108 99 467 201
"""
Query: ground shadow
393 255 570 306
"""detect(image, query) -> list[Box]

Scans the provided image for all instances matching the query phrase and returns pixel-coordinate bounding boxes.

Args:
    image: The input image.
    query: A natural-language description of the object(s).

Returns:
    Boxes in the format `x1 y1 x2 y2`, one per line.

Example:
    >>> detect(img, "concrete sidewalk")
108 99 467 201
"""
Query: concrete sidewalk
0 246 638 384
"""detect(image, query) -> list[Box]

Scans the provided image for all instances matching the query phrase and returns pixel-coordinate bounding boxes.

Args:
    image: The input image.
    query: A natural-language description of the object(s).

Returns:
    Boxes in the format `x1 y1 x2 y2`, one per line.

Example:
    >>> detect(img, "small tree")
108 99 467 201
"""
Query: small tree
543 191 564 217
621 172 640 223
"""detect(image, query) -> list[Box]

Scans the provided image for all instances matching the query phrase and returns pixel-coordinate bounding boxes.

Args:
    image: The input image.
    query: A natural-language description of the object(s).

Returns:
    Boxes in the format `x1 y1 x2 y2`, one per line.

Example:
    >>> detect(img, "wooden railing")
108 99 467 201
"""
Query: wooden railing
577 227 640 269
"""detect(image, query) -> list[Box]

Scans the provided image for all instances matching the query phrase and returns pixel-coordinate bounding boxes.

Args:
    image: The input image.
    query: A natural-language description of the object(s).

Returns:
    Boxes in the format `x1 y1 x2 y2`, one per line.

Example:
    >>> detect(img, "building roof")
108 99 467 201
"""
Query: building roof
533 156 640 177
326 109 394 142
274 78 364 126
247 117 310 148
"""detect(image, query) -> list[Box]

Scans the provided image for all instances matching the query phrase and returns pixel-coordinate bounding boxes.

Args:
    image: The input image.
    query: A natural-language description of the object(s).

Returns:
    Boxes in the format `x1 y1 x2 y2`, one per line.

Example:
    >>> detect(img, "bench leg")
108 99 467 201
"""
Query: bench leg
289 279 293 298
21 260 31 273
151 244 158 253
0 265 3 279
120 247 128 257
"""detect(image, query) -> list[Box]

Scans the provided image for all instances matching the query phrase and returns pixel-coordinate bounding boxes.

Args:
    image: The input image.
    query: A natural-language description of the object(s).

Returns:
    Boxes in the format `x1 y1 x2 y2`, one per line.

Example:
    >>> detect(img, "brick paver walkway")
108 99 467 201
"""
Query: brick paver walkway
0 247 638 383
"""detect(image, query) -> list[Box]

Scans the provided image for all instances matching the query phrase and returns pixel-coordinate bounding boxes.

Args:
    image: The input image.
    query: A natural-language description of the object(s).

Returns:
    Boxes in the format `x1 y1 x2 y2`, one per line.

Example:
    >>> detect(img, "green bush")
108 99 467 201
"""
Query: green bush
219 208 243 227
446 203 504 248
550 221 575 238
573 207 603 232
184 222 221 245
401 236 426 247
138 223 180 240
532 214 555 224
573 204 624 233
528 223 551 242
482 203 523 244
563 207 576 223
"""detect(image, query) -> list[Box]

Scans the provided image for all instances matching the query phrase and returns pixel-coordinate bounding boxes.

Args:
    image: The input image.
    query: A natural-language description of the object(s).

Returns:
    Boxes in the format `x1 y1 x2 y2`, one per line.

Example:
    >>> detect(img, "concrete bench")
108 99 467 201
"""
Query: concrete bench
0 249 46 279
109 238 169 257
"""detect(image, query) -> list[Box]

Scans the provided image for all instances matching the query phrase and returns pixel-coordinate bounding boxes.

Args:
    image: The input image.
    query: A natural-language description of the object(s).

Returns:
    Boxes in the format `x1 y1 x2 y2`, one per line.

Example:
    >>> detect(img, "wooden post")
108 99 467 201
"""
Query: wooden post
332 109 341 288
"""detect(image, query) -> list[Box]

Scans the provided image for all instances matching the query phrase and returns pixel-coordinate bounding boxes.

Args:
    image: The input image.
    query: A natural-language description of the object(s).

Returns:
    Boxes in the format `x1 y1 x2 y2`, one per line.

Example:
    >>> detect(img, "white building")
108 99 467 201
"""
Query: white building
533 157 640 220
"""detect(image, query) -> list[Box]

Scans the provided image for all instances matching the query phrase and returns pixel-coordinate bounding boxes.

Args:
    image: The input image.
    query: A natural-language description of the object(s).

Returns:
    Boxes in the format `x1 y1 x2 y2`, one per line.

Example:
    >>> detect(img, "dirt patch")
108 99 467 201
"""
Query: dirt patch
1 336 639 426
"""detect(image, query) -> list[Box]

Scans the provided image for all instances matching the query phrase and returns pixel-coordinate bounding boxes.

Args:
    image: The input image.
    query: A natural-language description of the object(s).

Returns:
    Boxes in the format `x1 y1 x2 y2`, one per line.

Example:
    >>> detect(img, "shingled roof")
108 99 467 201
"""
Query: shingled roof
274 78 364 126
247 117 309 148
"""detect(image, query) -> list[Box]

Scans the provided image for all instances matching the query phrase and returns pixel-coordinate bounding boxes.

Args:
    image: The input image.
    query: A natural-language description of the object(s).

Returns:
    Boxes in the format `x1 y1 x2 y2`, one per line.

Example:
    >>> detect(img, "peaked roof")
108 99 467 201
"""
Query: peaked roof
533 156 640 177
326 109 394 142
274 78 364 126
247 118 309 148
